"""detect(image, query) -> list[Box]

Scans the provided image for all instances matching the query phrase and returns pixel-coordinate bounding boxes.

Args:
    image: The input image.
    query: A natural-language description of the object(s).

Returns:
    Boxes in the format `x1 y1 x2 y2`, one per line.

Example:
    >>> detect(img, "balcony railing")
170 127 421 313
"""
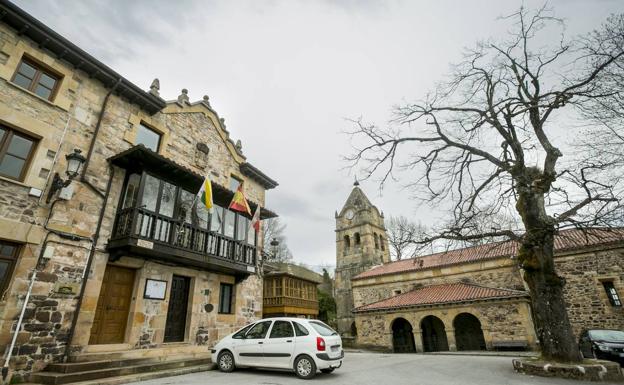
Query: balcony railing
110 207 256 269
263 296 319 309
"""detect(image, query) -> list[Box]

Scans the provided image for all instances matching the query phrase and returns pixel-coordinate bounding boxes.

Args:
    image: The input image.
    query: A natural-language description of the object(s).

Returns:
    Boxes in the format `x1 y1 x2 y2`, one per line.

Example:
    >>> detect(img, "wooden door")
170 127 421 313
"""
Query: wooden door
164 275 190 342
89 265 135 345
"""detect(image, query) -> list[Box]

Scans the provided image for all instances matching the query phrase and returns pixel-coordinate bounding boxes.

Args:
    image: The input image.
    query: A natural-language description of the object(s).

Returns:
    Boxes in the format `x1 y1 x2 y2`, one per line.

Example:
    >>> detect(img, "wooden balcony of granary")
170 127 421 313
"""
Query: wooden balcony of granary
106 145 278 278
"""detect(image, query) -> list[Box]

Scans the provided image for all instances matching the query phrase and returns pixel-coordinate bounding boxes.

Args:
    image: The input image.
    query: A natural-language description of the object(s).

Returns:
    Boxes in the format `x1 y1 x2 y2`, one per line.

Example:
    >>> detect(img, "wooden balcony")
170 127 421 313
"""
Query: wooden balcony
107 206 257 277
263 296 319 316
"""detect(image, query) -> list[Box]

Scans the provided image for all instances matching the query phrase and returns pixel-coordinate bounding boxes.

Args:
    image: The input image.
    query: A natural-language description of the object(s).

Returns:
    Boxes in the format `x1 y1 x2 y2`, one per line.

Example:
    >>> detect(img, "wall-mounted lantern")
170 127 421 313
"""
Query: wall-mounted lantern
46 148 86 203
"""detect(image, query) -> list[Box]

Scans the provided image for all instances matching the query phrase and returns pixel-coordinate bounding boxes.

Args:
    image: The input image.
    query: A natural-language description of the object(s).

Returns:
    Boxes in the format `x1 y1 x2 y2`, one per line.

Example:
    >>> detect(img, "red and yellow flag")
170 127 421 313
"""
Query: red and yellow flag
229 182 251 215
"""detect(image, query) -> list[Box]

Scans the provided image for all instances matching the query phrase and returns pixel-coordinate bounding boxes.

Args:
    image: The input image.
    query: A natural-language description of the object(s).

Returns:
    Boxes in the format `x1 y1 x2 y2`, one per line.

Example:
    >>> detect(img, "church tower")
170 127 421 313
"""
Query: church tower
335 181 390 337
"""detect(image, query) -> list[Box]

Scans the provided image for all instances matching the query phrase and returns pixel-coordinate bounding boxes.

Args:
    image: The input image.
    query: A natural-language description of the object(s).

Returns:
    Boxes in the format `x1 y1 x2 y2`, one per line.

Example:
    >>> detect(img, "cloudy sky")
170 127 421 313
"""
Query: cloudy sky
15 0 623 269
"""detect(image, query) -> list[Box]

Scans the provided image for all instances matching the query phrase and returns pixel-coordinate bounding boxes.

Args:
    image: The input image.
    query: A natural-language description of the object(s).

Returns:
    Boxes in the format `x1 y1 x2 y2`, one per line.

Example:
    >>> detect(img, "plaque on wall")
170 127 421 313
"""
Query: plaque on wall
144 279 167 300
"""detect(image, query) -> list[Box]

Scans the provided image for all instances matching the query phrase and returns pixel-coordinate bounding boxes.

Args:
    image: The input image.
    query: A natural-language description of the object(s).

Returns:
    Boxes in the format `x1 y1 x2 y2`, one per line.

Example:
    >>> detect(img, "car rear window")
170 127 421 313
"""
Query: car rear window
308 321 338 336
293 321 309 336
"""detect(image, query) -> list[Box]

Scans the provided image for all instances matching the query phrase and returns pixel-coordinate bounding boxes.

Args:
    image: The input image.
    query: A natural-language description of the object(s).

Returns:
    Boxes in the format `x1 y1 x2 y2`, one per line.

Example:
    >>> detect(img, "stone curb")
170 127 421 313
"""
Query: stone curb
512 357 624 382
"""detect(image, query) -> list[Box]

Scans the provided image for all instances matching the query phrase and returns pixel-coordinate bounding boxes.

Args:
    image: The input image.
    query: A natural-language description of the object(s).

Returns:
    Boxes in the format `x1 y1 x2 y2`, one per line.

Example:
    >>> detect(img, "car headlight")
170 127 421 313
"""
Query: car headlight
596 344 611 352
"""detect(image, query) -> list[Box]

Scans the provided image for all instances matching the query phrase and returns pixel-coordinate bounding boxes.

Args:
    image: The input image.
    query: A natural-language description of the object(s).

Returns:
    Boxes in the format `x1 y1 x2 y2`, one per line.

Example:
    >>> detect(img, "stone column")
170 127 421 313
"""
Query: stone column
413 330 424 352
445 328 457 351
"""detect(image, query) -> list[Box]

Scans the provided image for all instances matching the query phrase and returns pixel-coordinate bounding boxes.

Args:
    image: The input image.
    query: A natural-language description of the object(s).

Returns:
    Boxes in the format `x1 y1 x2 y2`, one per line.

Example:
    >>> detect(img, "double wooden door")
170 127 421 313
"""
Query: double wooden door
164 275 190 342
89 265 135 345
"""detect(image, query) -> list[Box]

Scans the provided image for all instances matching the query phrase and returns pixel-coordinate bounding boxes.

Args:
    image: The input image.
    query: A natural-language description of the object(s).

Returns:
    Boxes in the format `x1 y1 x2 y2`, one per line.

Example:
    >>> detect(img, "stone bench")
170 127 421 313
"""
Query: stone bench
492 340 529 351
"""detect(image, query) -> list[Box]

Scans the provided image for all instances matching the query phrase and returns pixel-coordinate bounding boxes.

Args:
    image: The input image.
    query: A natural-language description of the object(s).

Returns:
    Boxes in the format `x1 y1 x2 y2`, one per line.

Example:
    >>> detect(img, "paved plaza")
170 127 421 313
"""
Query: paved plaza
129 352 620 385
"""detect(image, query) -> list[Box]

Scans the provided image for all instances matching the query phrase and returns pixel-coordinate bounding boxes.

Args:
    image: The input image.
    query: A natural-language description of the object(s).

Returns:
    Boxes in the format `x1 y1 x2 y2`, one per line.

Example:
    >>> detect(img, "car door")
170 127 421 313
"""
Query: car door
234 320 272 367
264 320 296 368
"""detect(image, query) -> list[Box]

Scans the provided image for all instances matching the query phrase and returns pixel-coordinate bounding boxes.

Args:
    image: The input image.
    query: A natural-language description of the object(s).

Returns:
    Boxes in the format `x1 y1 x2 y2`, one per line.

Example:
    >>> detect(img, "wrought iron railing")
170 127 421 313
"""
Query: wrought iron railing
112 207 256 266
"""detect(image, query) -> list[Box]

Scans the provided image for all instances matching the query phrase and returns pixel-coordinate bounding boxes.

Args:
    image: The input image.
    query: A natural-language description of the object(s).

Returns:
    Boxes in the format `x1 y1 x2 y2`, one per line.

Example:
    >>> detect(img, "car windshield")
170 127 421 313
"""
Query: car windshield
589 330 624 342
309 321 338 336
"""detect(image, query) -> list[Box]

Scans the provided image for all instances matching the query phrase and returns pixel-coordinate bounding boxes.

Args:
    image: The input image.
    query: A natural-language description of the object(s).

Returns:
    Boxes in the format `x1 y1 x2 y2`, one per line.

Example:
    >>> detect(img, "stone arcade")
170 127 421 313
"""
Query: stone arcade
335 183 624 353
0 2 277 383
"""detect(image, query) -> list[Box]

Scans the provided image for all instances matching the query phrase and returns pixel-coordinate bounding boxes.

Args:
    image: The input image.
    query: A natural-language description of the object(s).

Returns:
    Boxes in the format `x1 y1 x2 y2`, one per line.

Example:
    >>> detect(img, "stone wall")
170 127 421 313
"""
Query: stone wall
354 299 537 352
555 247 624 337
355 300 536 352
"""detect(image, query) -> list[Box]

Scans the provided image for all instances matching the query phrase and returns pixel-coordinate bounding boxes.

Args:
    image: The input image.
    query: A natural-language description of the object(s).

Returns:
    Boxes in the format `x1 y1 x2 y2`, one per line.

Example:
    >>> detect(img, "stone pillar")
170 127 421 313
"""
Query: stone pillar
482 327 493 351
385 331 394 352
445 328 457 351
413 330 424 353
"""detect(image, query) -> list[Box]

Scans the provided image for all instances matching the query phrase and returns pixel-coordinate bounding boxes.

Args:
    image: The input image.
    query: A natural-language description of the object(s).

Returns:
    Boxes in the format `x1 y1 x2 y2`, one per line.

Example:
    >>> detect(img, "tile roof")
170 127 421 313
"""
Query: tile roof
354 228 624 280
354 283 528 312
265 262 323 284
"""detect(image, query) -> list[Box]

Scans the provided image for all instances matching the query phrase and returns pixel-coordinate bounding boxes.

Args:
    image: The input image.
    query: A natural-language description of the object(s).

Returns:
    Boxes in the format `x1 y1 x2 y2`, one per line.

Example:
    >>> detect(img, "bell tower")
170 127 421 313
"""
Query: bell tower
334 180 390 337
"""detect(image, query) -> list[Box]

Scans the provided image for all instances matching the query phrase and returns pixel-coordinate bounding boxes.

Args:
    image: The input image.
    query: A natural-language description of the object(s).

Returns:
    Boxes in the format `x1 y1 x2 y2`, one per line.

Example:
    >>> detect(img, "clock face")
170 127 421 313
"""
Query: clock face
345 209 355 220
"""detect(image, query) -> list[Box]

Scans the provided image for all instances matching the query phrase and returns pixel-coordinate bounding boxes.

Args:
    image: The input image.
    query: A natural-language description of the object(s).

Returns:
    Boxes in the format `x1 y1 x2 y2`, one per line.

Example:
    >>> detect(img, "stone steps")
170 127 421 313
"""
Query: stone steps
22 363 213 385
29 355 212 385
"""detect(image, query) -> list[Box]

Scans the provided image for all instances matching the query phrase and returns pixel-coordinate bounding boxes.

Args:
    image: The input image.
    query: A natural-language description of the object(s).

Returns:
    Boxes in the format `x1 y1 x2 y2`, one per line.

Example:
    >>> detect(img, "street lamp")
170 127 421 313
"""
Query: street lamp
270 237 280 260
46 148 87 203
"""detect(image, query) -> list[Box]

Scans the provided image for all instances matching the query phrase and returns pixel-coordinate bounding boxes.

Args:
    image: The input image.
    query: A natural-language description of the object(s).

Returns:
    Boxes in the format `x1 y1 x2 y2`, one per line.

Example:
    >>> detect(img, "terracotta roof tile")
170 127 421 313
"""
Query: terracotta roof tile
354 283 527 312
354 228 624 280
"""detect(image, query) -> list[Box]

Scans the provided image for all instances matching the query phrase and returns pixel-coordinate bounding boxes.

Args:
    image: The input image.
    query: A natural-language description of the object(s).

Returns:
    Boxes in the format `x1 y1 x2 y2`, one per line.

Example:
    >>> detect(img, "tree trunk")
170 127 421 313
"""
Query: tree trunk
516 174 581 362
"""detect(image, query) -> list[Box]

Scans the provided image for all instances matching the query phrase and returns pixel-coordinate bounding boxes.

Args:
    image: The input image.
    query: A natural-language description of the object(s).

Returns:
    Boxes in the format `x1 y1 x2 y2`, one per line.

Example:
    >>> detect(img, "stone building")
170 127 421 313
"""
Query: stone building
262 262 322 319
334 181 390 339
335 185 624 353
0 2 277 383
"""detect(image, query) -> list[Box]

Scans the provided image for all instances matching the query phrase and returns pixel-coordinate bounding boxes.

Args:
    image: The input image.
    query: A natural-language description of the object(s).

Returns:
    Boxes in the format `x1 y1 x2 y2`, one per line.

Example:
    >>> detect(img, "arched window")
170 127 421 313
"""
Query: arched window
380 236 385 251
354 232 361 245
374 233 379 249
343 235 351 250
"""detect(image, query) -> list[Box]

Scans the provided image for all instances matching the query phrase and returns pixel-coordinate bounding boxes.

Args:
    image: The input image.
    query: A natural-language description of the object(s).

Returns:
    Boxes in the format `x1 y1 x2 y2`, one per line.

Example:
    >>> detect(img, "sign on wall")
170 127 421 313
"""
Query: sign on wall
144 279 167 300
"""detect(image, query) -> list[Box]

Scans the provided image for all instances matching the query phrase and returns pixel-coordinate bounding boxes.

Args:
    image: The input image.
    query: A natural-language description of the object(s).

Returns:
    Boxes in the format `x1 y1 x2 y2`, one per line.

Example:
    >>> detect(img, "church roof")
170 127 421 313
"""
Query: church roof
353 228 624 281
353 283 527 312
338 183 381 217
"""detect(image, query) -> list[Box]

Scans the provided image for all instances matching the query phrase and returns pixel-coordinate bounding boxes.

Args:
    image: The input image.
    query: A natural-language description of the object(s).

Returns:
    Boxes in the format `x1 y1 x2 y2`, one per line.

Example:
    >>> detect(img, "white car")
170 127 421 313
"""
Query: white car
211 318 344 379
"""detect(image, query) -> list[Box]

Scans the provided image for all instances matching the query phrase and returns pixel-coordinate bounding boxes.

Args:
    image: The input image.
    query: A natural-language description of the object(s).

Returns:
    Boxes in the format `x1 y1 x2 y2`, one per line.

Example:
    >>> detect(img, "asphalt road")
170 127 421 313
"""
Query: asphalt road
131 352 620 385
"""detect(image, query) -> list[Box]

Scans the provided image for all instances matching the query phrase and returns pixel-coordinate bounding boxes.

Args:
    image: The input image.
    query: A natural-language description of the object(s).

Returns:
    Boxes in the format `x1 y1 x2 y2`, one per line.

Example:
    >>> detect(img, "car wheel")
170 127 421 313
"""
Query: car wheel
294 355 316 379
217 351 235 373
321 368 335 374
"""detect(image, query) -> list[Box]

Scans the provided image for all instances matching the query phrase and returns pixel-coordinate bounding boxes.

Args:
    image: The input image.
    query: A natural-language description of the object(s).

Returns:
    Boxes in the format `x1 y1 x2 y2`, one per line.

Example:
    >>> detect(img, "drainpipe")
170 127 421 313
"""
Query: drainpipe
63 163 115 362
80 78 122 199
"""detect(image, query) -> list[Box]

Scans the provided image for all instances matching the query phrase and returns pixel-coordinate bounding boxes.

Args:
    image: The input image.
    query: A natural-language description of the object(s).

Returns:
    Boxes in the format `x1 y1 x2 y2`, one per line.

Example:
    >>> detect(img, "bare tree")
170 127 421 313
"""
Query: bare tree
261 217 293 262
386 216 425 260
346 7 624 362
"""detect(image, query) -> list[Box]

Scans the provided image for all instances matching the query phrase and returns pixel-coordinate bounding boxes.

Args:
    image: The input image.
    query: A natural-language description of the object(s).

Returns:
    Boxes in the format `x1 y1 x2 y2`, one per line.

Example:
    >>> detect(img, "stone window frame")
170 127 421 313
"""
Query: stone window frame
0 41 75 110
218 282 234 314
124 113 169 155
0 240 20 298
135 122 162 152
600 279 622 307
0 123 39 182
11 55 62 102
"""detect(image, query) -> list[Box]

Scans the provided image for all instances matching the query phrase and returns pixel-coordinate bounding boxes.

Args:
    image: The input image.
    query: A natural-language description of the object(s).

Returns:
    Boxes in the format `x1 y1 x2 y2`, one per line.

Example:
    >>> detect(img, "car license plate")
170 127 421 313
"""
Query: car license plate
331 345 340 352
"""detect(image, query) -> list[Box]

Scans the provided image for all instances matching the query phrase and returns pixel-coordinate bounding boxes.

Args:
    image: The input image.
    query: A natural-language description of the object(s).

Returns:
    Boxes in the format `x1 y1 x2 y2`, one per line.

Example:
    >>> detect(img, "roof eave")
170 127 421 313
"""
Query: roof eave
353 294 530 314
240 162 278 190
0 0 166 114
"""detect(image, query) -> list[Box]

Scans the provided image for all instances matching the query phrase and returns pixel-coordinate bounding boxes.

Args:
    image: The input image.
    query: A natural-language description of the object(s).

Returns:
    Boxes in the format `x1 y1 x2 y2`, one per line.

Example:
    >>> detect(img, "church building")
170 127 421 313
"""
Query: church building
335 183 624 353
